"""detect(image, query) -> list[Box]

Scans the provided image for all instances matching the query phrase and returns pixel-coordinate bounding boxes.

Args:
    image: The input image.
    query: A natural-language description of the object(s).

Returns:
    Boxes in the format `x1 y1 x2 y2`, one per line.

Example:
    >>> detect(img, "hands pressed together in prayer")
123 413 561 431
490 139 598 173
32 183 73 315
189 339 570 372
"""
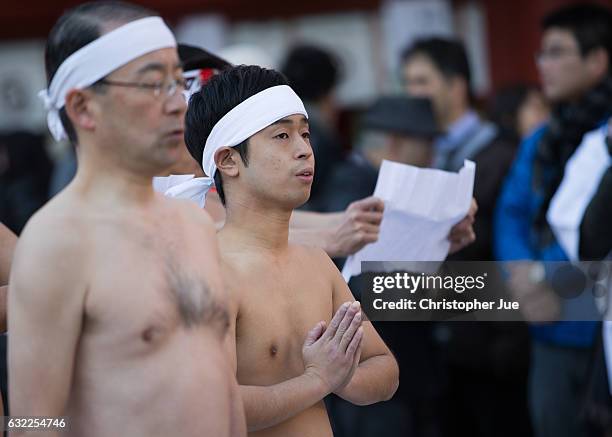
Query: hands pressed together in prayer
302 301 363 395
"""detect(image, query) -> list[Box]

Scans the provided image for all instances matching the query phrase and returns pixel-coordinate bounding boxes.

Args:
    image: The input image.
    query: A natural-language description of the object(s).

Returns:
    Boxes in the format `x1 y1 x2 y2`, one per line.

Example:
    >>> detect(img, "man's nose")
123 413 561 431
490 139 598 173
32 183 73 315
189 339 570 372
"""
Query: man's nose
165 90 187 115
295 137 313 160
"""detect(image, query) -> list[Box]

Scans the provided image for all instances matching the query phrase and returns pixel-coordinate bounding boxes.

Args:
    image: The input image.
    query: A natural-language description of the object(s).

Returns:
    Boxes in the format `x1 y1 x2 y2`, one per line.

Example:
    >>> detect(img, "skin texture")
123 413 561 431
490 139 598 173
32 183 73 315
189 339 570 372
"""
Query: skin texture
9 44 245 437
215 113 399 436
0 222 16 332
0 222 15 415
0 222 16 286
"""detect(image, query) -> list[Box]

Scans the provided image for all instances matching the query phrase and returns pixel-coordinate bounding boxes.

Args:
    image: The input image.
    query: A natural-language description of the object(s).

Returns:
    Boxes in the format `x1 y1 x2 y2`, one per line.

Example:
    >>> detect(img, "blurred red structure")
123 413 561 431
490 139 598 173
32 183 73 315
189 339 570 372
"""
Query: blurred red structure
1 0 610 93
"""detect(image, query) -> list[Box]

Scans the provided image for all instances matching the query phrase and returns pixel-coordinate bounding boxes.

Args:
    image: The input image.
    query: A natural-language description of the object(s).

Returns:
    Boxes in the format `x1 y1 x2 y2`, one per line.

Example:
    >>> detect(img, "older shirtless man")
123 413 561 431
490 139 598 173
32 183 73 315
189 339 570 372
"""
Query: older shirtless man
184 65 399 436
8 3 244 436
0 223 16 332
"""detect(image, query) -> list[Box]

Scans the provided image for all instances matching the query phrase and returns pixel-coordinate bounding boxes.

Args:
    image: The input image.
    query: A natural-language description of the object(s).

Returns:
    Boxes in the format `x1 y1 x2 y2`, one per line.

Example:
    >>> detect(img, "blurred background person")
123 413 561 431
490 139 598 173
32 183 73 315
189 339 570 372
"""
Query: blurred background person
324 95 445 437
0 222 15 417
488 83 550 145
495 4 612 437
281 44 345 211
0 131 52 234
317 95 436 213
402 37 516 261
547 115 612 437
402 36 532 437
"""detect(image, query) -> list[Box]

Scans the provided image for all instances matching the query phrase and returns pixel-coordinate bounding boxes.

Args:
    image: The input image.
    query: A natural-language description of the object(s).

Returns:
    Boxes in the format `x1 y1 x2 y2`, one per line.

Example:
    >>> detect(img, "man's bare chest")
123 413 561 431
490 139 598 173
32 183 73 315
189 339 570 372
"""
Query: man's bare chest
83 227 228 351
233 269 333 382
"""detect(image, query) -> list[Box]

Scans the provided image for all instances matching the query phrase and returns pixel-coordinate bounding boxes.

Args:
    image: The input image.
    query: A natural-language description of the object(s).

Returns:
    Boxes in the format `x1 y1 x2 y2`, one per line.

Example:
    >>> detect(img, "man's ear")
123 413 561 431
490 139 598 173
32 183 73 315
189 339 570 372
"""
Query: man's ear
215 147 240 178
64 88 97 133
585 47 609 80
449 76 469 106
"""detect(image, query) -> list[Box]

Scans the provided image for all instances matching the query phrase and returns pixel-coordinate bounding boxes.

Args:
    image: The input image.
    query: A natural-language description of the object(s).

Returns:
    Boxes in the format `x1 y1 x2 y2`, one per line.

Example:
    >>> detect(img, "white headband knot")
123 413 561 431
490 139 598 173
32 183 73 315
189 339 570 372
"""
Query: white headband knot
154 84 308 207
39 16 177 141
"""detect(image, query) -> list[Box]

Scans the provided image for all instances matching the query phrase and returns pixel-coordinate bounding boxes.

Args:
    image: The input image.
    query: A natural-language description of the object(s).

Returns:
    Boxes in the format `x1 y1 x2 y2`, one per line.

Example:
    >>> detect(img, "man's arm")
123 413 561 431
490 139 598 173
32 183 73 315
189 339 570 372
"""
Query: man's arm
239 302 362 432
9 218 86 435
0 222 17 285
240 366 329 432
0 223 18 334
328 255 399 405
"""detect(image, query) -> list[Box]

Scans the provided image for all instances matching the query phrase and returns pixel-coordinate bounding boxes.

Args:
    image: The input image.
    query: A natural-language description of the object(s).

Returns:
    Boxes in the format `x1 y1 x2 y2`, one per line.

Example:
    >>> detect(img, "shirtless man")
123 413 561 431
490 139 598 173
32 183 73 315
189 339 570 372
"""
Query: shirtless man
183 65 399 436
157 44 385 257
0 222 15 414
0 222 16 331
9 3 244 436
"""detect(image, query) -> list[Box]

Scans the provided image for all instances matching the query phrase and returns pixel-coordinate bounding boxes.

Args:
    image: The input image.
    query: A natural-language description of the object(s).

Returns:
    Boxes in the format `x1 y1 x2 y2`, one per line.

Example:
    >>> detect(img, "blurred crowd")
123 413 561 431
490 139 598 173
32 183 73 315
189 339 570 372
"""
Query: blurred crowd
1 2 612 437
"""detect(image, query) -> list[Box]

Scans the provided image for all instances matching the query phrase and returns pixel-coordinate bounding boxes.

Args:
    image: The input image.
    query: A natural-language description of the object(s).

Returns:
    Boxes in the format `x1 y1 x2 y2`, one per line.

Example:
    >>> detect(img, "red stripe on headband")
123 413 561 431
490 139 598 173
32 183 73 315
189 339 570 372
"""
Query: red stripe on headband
199 69 215 84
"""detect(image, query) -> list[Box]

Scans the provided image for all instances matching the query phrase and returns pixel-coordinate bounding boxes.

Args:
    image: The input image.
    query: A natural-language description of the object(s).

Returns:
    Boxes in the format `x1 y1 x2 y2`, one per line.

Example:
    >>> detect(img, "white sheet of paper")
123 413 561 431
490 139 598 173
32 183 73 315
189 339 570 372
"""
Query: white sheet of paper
342 159 476 281
547 125 611 261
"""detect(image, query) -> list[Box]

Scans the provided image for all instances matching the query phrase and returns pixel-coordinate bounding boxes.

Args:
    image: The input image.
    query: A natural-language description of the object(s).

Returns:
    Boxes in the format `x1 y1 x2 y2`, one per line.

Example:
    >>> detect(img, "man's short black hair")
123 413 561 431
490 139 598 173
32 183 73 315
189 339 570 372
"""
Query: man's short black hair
401 37 473 98
281 45 340 102
542 3 612 66
184 65 289 206
45 1 156 144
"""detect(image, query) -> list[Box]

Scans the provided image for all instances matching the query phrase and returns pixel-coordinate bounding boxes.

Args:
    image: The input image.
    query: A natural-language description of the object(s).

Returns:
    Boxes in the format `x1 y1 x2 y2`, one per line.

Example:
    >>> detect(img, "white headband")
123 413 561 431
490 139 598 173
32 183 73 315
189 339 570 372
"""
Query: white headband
153 84 308 207
202 84 308 177
39 16 177 141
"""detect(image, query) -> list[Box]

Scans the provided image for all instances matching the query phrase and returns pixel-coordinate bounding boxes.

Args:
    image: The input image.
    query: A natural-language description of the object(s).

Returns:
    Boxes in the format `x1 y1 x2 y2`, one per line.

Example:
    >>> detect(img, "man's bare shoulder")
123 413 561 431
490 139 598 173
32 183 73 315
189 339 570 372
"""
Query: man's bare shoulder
19 196 91 256
289 243 336 273
161 195 217 235
11 199 91 305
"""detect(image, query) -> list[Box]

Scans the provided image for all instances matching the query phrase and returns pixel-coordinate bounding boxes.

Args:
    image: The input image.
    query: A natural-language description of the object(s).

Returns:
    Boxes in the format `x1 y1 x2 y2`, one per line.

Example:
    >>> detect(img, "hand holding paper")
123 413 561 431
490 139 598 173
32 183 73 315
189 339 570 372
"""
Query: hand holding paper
342 160 476 281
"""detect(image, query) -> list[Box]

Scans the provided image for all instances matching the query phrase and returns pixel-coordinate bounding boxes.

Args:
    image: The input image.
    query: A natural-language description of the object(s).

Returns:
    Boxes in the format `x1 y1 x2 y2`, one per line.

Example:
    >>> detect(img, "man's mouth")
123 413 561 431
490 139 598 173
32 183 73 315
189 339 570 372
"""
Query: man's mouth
296 167 314 182
168 129 184 136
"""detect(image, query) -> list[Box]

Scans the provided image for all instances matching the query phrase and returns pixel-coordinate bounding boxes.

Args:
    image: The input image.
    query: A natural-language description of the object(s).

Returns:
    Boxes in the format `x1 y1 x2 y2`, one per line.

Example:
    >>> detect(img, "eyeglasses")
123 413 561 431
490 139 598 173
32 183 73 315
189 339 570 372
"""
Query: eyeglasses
182 69 202 102
534 47 580 63
98 77 187 99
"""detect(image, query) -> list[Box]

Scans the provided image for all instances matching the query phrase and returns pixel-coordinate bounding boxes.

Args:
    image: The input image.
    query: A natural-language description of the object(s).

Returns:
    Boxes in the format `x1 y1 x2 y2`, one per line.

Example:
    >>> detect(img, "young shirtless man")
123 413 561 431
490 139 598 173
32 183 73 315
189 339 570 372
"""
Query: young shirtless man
184 65 400 436
9 3 244 436
159 44 477 258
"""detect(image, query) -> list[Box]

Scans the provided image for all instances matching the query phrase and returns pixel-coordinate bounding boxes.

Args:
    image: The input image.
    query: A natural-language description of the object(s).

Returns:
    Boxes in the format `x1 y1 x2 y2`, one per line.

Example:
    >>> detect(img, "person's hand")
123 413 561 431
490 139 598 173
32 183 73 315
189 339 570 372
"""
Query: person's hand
327 197 384 257
448 198 477 254
302 301 364 393
332 325 363 397
506 262 561 322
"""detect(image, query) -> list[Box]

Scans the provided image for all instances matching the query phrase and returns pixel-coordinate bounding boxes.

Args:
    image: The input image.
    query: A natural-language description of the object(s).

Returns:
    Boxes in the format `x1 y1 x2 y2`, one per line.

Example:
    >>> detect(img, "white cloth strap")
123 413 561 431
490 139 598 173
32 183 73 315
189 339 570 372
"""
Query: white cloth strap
39 16 176 141
152 174 213 208
154 84 308 208
202 84 308 177
547 125 611 260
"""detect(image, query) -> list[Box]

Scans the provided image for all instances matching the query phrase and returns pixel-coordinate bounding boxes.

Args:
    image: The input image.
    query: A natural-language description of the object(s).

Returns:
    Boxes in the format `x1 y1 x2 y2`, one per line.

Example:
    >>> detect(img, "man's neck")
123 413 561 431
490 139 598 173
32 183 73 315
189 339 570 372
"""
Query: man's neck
71 146 160 207
222 200 291 253
441 105 470 130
